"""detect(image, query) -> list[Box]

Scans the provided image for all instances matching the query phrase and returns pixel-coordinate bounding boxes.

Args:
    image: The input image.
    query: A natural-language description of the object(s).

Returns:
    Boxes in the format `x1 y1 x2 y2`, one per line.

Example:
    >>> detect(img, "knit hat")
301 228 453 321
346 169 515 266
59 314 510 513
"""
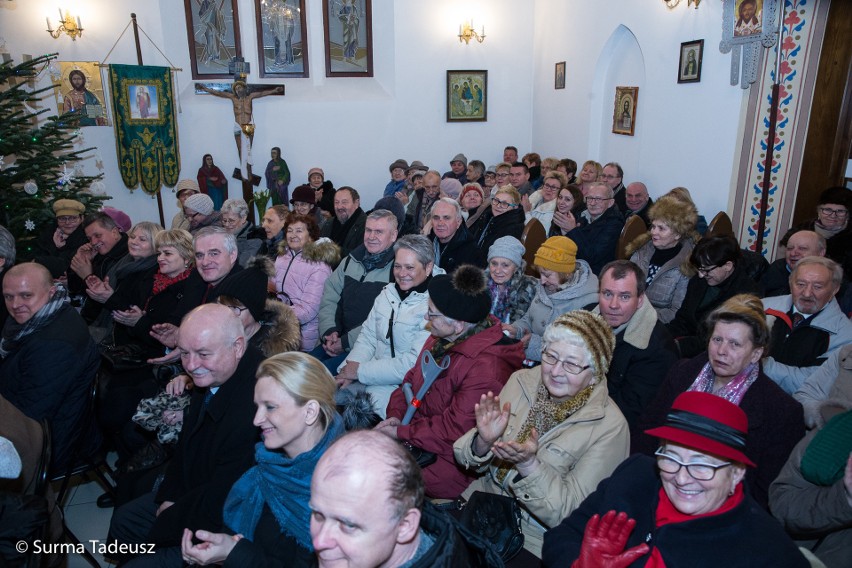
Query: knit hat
817 186 851 211
213 257 271 322
184 193 214 216
460 183 485 203
407 161 428 175
428 265 491 324
488 236 525 268
535 236 577 274
373 196 405 230
546 311 615 383
101 207 132 233
308 167 324 179
389 159 409 173
53 199 85 217
645 391 755 467
175 178 200 198
440 178 463 199
290 184 316 205
485 164 498 175
800 409 852 486
450 153 468 167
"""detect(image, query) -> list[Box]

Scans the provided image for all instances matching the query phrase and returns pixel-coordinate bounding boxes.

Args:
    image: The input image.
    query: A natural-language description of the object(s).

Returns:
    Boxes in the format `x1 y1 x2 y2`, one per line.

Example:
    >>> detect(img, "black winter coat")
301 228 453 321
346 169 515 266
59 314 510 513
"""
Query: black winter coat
150 347 265 545
759 258 790 297
432 224 486 274
666 264 763 358
542 455 809 568
567 205 624 275
223 505 314 568
635 352 804 510
470 207 525 254
607 320 678 437
0 304 99 472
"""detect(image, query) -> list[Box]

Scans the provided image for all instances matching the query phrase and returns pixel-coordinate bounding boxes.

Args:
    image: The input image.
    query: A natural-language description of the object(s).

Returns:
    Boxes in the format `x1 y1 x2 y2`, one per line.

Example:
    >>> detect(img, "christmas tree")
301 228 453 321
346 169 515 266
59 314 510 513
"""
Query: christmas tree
0 53 109 259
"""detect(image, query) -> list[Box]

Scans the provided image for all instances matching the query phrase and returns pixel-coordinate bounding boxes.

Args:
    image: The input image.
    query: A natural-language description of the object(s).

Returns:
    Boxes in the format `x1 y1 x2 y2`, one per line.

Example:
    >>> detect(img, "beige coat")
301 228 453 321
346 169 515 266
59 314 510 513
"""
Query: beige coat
453 367 630 557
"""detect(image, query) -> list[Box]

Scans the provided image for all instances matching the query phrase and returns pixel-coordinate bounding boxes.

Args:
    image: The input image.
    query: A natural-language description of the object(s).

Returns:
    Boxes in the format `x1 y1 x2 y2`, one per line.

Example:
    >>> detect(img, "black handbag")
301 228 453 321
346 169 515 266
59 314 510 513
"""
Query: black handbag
402 441 437 469
99 342 149 372
459 491 524 562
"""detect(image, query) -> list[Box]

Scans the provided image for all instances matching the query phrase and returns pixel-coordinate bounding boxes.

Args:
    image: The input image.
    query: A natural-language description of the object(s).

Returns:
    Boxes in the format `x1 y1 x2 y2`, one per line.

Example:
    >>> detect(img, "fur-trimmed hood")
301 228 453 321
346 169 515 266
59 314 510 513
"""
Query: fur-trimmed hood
301 237 341 268
256 299 301 356
625 234 698 278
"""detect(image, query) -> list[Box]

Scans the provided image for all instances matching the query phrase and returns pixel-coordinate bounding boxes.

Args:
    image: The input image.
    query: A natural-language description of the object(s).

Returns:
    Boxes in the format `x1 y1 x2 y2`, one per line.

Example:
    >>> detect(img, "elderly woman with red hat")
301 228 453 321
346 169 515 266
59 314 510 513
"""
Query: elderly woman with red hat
542 390 810 568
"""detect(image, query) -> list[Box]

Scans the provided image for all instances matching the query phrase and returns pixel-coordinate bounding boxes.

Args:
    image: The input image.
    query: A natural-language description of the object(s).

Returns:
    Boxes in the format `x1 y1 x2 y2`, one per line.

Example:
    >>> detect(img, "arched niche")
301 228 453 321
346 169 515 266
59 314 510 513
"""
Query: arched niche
589 24 646 170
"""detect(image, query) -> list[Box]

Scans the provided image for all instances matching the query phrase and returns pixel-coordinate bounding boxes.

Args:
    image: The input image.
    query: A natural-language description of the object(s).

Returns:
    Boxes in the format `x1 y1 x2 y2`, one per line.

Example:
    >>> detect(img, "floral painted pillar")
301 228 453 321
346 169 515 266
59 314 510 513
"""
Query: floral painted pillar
731 0 829 258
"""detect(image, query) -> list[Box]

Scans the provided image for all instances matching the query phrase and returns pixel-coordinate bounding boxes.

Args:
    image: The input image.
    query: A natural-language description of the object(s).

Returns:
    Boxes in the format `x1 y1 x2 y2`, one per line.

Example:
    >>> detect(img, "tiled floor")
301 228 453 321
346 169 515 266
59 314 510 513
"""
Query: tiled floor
61 465 116 567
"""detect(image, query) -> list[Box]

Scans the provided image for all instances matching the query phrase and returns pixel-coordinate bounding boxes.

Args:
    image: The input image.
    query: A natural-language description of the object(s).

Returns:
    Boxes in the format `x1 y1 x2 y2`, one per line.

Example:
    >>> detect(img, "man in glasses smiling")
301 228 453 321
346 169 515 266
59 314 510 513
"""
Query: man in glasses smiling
565 183 625 274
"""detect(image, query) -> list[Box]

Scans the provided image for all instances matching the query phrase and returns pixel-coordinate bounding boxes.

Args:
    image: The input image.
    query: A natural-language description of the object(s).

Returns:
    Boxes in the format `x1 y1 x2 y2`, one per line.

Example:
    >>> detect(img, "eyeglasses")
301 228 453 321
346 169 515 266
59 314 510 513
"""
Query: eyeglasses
184 211 200 219
495 172 510 178
226 305 249 316
425 310 444 320
585 196 613 204
57 216 80 223
654 448 732 481
543 183 562 191
540 351 590 375
818 207 848 218
220 217 240 226
492 198 518 210
696 265 718 276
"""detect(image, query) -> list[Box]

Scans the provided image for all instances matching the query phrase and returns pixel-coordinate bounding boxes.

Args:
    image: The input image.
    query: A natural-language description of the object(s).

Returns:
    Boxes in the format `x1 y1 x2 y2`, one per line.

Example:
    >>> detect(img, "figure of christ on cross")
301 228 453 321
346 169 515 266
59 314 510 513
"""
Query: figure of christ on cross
196 81 284 219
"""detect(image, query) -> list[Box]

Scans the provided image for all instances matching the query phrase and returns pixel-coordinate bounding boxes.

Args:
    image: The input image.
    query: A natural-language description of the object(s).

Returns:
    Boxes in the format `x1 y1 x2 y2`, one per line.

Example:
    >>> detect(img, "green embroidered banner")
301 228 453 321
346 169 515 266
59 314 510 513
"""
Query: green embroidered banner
109 64 179 195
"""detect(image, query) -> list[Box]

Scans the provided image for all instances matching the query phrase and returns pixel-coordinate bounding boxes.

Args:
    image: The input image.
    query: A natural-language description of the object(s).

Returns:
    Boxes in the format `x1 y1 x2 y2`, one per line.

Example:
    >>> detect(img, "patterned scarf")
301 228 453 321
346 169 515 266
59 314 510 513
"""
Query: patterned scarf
361 246 395 272
495 381 595 483
687 361 759 405
1 286 69 357
488 279 512 323
151 268 192 296
429 316 493 361
223 414 344 548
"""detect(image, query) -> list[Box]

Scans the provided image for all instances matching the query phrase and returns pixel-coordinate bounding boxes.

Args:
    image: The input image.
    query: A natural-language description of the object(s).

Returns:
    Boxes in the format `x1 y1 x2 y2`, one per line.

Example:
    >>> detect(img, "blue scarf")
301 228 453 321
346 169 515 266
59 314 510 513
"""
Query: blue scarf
223 413 344 548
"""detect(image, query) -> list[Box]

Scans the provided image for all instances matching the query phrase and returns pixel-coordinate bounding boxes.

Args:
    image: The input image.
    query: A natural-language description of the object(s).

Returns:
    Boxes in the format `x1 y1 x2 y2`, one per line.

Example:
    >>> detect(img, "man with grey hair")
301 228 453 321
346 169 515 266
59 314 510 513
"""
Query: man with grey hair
763 256 852 393
601 162 627 213
109 304 263 565
315 208 399 373
761 230 826 297
150 226 242 349
567 183 625 274
428 197 485 273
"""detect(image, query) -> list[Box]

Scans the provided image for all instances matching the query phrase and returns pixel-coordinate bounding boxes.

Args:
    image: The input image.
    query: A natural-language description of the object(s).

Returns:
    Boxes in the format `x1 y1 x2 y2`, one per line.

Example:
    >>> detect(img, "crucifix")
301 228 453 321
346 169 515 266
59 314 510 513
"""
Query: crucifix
195 59 284 222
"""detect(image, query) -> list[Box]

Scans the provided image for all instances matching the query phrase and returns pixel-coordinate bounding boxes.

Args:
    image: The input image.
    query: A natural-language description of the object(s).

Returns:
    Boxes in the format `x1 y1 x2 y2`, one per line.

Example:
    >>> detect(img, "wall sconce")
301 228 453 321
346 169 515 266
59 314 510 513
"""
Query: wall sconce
458 20 485 45
46 9 84 41
664 0 701 8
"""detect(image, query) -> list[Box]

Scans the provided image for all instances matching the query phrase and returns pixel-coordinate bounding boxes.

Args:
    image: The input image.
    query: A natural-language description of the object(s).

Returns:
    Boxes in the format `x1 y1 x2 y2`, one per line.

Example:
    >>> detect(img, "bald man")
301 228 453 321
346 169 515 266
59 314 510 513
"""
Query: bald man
1 262 99 472
761 230 826 297
109 304 264 566
310 430 501 568
624 182 653 226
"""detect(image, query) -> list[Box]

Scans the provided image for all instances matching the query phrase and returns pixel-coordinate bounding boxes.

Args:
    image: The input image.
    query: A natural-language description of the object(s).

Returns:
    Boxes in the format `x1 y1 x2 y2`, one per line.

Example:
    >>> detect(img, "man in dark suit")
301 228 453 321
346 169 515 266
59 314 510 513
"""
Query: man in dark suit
108 304 264 565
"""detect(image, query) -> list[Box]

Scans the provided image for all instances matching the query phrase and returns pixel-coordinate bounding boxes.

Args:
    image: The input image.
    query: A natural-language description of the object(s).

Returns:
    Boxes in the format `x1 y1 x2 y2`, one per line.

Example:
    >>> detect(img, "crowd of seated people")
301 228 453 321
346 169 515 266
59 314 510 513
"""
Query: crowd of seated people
2 148 852 567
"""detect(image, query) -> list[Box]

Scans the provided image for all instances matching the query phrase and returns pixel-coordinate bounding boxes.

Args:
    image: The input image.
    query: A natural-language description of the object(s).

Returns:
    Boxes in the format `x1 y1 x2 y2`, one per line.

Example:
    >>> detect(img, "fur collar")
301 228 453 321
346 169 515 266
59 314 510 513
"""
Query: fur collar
301 238 341 268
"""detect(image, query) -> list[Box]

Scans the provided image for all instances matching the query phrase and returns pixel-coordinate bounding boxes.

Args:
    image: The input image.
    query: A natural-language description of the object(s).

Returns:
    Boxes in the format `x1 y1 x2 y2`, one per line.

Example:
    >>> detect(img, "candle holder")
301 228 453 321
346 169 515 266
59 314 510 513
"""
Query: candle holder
46 9 84 41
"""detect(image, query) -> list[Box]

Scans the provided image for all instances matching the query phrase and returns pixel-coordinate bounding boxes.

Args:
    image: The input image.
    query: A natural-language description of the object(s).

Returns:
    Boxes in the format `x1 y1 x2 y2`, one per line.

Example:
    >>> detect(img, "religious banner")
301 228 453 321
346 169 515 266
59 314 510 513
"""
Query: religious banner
109 64 180 194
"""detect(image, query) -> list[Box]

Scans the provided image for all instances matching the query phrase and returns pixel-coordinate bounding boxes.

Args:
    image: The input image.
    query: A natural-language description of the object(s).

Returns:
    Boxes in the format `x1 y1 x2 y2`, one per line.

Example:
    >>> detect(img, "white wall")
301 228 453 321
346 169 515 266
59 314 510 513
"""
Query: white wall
1 0 748 226
531 0 749 218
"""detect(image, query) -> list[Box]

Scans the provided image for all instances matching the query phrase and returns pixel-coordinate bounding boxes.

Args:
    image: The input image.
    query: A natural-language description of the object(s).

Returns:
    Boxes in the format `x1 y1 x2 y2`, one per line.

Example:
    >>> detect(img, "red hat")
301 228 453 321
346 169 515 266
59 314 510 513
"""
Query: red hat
645 391 755 467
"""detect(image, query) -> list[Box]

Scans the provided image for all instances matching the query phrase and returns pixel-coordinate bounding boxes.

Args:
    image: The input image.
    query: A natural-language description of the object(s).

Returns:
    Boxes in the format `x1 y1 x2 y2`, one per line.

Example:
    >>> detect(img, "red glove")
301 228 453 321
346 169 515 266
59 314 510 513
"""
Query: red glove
572 510 650 568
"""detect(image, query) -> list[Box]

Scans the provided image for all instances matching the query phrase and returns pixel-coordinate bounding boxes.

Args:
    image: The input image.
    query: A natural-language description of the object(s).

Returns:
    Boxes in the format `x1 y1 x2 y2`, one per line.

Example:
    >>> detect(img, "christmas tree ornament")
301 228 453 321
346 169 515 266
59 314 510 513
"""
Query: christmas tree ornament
23 180 38 195
24 219 36 232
